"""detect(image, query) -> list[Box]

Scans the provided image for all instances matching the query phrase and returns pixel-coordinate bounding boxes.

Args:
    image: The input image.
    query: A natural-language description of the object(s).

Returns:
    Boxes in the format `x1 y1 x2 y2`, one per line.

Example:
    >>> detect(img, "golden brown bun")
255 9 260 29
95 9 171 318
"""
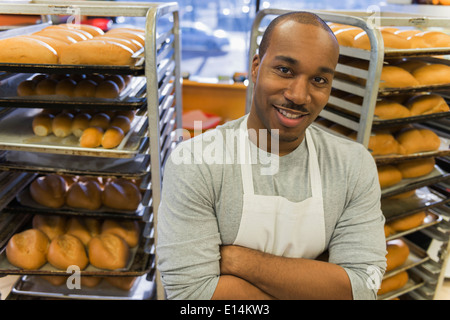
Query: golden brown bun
52 24 104 37
379 66 419 88
17 80 36 96
59 40 136 66
23 35 69 56
0 36 59 64
377 165 402 189
88 233 130 270
80 126 104 148
65 180 103 210
368 132 405 156
55 78 77 97
47 234 89 270
101 219 140 248
32 112 54 136
93 35 141 52
110 115 131 134
52 112 74 138
101 126 124 149
387 211 427 233
40 275 67 286
405 94 449 116
374 100 411 119
89 113 111 131
397 157 435 178
102 179 142 211
104 75 126 92
32 214 67 240
395 59 429 74
378 271 409 296
386 239 410 272
353 30 411 50
74 79 97 97
38 26 91 41
35 78 58 95
411 64 450 86
6 229 49 269
81 276 103 288
333 27 363 47
105 276 137 291
105 29 145 46
65 217 101 246
30 175 67 209
410 31 450 48
115 110 136 122
396 128 441 154
95 80 120 99
393 29 421 39
71 113 92 138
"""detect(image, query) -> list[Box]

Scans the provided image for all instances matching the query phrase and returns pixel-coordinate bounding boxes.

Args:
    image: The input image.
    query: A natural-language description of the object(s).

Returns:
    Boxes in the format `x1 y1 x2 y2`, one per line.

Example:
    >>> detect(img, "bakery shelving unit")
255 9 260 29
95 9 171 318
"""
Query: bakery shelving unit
0 1 181 300
246 8 450 300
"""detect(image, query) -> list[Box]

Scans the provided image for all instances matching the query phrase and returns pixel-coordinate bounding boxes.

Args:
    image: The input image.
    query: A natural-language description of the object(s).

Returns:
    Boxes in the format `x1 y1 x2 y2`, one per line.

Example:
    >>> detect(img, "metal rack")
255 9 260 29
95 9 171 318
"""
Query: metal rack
246 8 450 300
0 1 181 300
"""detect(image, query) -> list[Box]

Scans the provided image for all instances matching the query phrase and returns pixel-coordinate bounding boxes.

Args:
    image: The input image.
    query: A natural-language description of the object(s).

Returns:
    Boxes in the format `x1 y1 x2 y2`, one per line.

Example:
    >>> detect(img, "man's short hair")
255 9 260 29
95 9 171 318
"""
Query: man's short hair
258 11 337 58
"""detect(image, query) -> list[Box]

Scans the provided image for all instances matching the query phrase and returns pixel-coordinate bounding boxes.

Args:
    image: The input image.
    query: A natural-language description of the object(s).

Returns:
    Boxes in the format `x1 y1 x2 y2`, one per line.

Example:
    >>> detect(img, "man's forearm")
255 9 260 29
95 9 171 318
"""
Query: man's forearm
220 245 353 300
211 275 276 300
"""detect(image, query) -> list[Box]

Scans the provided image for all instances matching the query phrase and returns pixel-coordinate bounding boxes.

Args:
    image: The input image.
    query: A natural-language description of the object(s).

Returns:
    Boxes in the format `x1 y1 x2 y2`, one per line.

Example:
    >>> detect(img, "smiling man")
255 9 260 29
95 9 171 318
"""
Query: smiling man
157 12 387 300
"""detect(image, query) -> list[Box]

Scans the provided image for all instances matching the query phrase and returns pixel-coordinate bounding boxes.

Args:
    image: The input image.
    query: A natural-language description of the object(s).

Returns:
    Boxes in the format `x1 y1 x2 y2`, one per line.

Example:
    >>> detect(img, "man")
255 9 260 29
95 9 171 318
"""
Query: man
157 11 386 300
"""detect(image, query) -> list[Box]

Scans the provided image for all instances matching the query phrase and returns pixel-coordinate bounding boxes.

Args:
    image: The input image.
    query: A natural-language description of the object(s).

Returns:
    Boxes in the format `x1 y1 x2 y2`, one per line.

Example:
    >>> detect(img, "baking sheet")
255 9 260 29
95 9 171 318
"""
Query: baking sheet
379 84 450 97
11 274 155 300
0 108 149 158
377 269 425 301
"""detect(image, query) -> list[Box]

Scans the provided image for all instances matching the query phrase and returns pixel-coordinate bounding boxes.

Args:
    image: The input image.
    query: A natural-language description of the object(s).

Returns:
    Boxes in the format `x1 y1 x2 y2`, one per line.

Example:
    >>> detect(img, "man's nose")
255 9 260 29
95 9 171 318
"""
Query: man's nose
283 76 311 106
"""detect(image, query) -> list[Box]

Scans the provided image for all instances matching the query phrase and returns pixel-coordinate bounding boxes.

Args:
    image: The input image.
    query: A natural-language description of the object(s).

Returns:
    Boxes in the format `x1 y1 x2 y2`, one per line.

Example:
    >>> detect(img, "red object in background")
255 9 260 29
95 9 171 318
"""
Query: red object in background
182 110 222 131
81 18 113 31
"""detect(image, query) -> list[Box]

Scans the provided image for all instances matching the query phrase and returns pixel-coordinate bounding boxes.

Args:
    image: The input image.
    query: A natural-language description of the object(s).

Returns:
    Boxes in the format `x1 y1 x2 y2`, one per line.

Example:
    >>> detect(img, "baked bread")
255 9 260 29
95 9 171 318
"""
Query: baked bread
95 80 120 99
396 128 441 154
411 64 450 86
110 115 131 134
71 113 92 138
386 239 410 272
65 217 101 246
368 131 405 156
377 165 402 189
101 126 124 149
88 233 130 270
105 276 137 291
81 276 103 288
409 31 450 48
32 112 54 136
89 113 111 131
6 229 49 269
52 112 74 138
74 79 97 97
55 78 77 97
40 275 67 286
405 94 449 116
0 36 59 64
17 80 36 96
80 126 104 148
396 157 435 178
387 211 427 233
65 179 103 210
32 214 67 240
101 219 140 248
353 30 411 50
29 174 67 209
35 78 58 95
333 27 363 47
379 66 419 88
374 100 411 119
378 271 409 296
395 59 429 74
102 179 142 211
47 234 89 270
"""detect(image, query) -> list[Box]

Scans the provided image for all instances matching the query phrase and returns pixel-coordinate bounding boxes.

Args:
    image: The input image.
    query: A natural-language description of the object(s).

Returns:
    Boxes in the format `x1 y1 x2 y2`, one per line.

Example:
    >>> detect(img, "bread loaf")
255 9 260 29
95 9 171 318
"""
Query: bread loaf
65 217 101 246
353 30 411 50
411 64 450 86
47 24 104 37
333 27 363 47
409 31 450 48
405 94 449 116
378 271 409 296
32 112 54 136
71 113 91 138
102 179 142 211
395 59 429 73
6 229 49 269
0 36 59 64
88 233 130 270
52 112 74 138
387 211 426 233
386 239 410 272
55 78 77 97
374 100 411 119
32 214 67 240
396 128 441 154
397 157 435 178
101 219 140 248
65 180 103 210
80 126 104 148
379 66 419 88
29 175 67 209
377 165 402 189
368 131 405 156
47 234 89 270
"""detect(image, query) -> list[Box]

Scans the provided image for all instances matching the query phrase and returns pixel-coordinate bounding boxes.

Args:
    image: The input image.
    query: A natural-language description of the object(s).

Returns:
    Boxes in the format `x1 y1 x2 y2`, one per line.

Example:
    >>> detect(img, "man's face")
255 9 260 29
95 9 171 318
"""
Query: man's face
249 20 339 152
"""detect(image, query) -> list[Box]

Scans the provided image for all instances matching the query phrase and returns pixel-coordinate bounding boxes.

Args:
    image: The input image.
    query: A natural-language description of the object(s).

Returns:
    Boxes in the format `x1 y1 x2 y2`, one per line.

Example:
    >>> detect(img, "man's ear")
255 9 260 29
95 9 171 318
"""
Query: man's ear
251 54 260 83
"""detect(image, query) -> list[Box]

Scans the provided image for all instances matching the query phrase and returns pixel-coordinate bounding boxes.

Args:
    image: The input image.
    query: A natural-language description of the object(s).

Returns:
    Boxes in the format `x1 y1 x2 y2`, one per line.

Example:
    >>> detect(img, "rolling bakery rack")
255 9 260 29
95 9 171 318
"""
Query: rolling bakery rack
247 8 450 300
0 1 181 300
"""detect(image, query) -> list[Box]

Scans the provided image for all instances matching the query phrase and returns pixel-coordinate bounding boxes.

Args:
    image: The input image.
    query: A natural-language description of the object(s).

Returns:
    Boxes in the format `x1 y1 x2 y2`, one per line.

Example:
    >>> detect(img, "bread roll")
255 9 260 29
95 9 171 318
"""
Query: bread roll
115 110 135 122
368 131 405 156
30 175 67 209
95 80 120 99
47 234 89 270
65 217 101 246
71 113 92 138
378 271 409 296
101 219 140 248
353 30 411 50
89 112 111 130
55 78 77 97
410 31 450 48
395 59 429 74
387 211 427 233
36 27 90 42
110 115 131 134
405 94 449 116
397 157 435 179
17 80 36 96
379 66 419 88
32 112 54 136
23 35 69 56
88 233 130 270
40 275 67 286
102 179 142 211
105 30 145 46
65 180 103 210
32 214 67 240
333 27 363 47
52 112 74 138
35 78 58 95
81 276 103 288
80 126 104 148
101 126 124 149
386 239 410 272
394 29 421 39
411 64 450 86
59 40 137 66
374 100 411 119
74 79 97 97
6 229 49 269
93 35 141 52
377 165 402 189
105 276 137 291
396 128 441 154
0 36 59 64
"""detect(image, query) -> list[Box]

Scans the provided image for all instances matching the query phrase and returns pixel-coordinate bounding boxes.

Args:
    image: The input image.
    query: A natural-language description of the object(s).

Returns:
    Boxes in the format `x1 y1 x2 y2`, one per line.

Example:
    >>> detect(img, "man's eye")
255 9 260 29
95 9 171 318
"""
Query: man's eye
313 77 327 84
277 66 291 74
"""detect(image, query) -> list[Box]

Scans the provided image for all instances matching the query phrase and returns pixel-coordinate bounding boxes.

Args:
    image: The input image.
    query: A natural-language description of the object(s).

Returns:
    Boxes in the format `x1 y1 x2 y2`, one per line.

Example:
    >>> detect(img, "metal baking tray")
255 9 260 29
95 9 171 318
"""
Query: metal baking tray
378 84 450 97
385 211 442 241
11 273 155 300
382 186 450 222
0 74 147 110
0 216 154 277
0 108 149 158
384 47 450 59
0 171 36 212
0 151 151 179
377 268 425 300
372 112 450 128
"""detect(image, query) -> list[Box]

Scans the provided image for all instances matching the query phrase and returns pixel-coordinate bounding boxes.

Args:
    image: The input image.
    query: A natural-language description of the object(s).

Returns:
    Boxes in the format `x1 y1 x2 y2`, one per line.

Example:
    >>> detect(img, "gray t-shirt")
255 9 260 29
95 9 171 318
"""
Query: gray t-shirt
157 116 387 300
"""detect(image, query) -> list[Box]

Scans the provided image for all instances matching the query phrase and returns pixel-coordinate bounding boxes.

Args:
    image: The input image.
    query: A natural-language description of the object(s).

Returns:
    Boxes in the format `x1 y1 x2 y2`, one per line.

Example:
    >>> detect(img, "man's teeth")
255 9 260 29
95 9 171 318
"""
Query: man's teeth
276 107 303 119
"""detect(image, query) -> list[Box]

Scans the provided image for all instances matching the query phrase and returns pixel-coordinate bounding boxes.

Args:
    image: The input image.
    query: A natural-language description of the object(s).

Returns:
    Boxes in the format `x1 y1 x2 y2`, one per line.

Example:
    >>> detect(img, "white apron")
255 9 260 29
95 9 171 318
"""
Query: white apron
233 117 326 259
